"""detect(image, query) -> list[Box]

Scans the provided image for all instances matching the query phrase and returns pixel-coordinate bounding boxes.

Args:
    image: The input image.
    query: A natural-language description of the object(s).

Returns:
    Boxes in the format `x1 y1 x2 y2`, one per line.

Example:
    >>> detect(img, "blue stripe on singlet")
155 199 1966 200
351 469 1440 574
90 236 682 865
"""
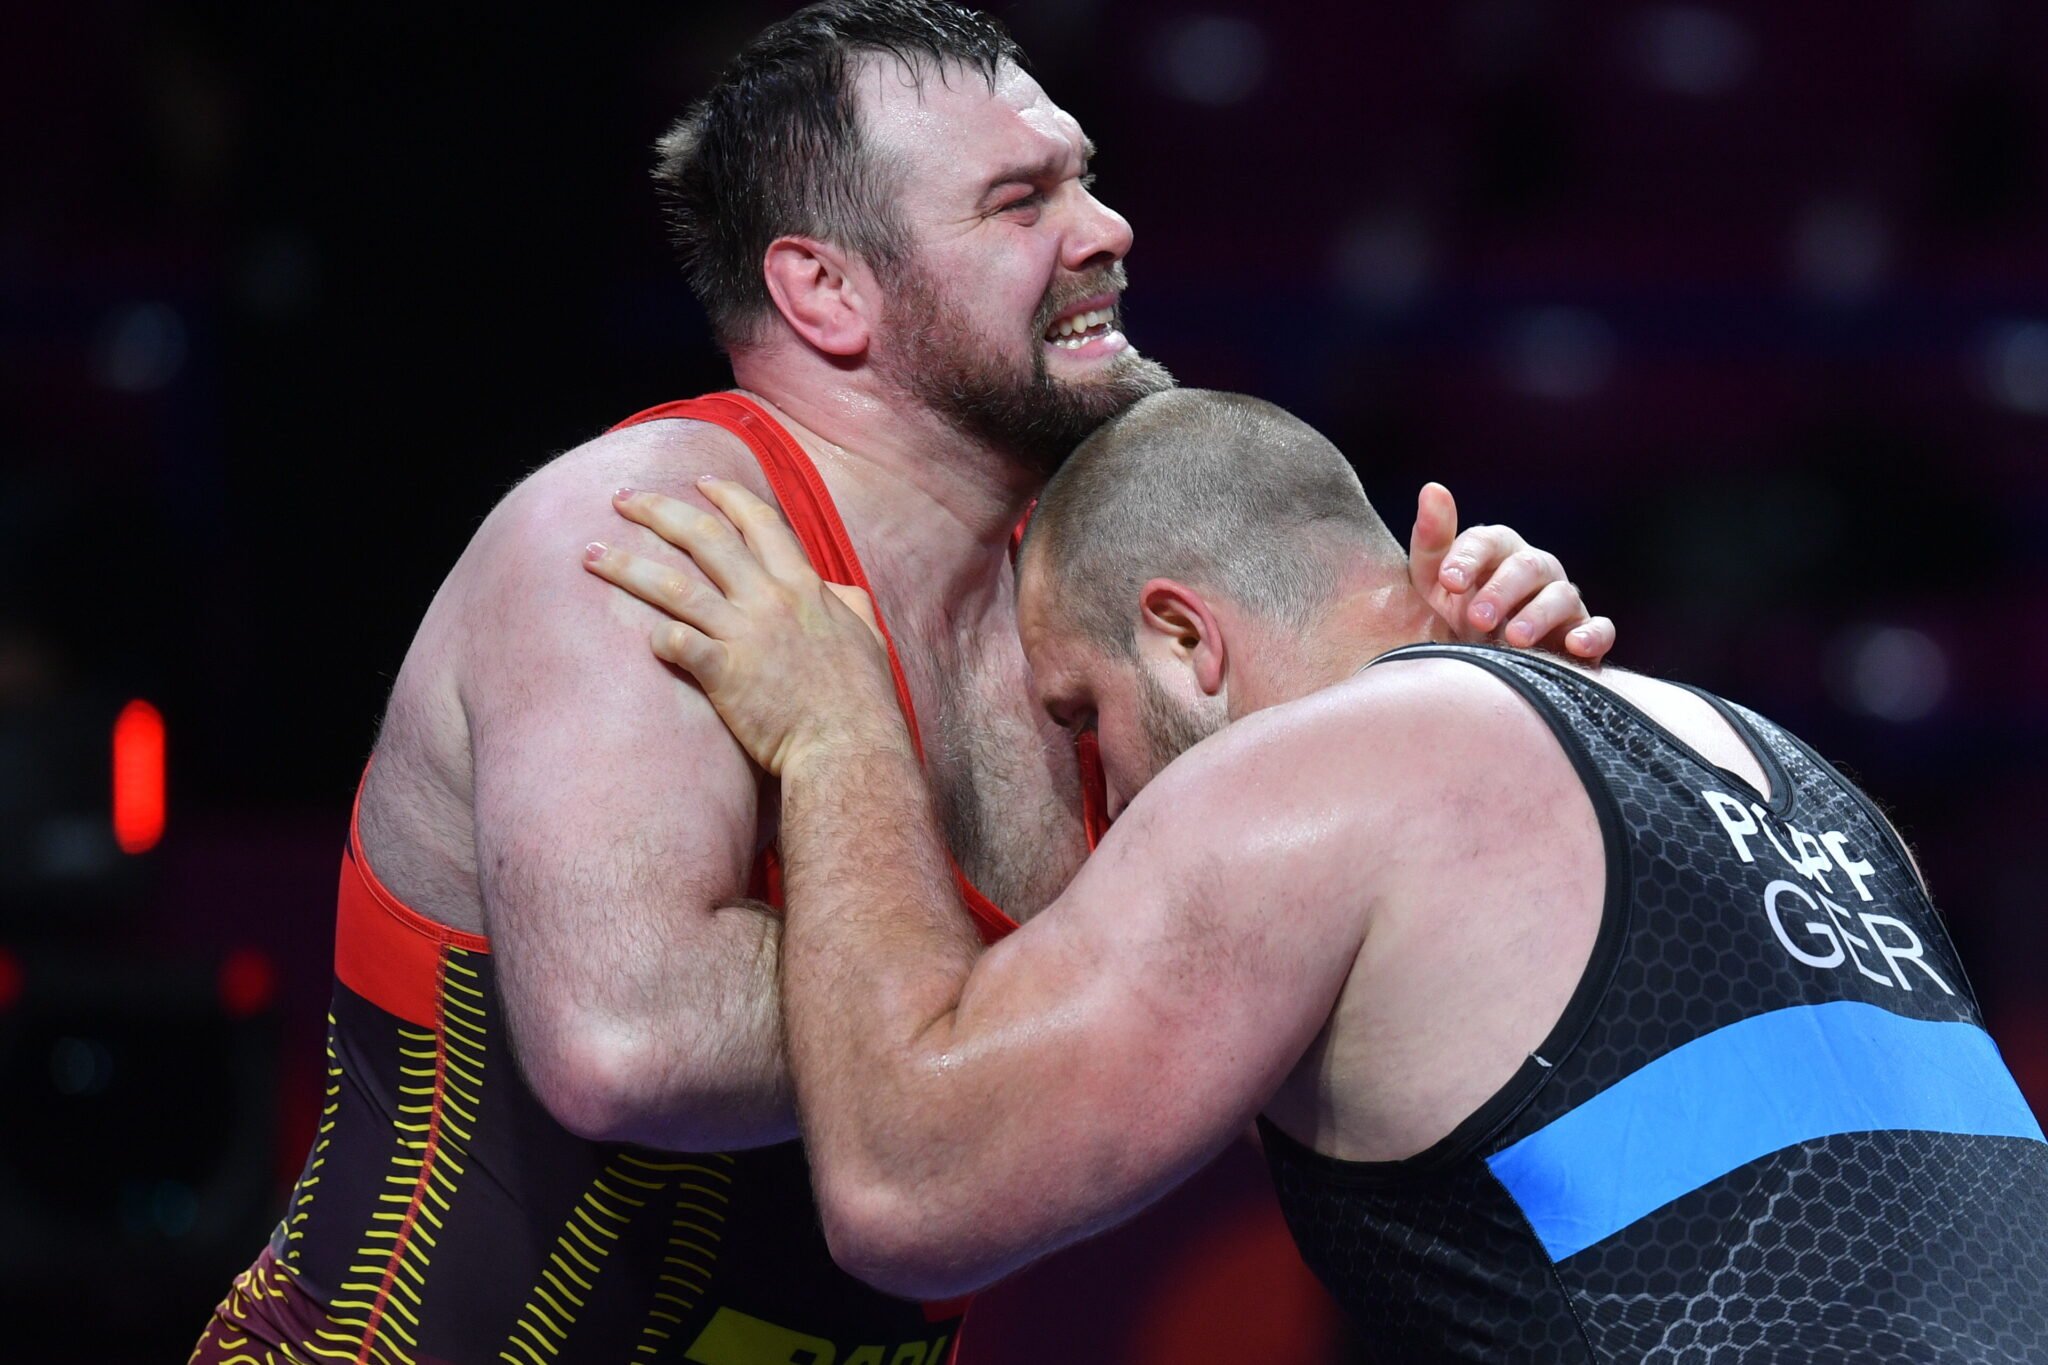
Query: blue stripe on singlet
1487 1000 2046 1262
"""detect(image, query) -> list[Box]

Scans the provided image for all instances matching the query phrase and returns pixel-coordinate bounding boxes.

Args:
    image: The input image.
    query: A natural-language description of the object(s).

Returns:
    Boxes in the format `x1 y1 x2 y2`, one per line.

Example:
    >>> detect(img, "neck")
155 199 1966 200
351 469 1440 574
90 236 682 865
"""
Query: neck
728 348 1044 614
1326 579 1450 676
1248 579 1447 712
732 347 1043 542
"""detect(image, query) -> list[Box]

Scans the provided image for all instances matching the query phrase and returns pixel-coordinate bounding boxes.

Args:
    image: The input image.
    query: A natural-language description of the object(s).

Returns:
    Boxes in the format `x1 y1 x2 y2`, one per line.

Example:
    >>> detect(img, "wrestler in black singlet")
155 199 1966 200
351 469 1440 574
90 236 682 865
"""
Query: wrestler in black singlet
1261 644 2048 1363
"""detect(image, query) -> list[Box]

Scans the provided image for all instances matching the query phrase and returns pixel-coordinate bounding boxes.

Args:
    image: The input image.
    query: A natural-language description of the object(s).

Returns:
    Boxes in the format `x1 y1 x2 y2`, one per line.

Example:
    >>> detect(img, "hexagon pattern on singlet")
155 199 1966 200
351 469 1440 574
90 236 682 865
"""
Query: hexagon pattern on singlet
1265 1153 1588 1361
1569 1129 2048 1363
1262 646 2048 1364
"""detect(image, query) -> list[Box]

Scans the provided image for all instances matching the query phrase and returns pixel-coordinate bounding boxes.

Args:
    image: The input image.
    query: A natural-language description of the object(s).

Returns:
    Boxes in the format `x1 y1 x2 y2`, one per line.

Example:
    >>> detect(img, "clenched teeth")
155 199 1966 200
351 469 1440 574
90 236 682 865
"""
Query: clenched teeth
1046 306 1115 341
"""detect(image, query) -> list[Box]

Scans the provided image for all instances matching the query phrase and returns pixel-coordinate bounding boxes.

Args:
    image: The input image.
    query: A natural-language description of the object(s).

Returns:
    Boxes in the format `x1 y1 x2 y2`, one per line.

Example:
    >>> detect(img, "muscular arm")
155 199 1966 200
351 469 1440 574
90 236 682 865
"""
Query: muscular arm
774 704 1368 1297
576 476 1609 1281
459 430 796 1150
578 470 1349 1280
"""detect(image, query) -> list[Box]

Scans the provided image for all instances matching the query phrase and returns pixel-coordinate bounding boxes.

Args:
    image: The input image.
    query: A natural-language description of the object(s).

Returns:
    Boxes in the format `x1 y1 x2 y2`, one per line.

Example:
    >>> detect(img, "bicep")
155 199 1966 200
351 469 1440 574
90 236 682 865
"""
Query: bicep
460 498 764 1034
938 755 1364 1239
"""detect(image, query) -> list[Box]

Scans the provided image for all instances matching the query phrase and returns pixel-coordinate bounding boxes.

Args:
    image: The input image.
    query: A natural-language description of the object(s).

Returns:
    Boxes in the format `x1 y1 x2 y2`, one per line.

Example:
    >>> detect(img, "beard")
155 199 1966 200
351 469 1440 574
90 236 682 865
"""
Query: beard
877 257 1175 476
1135 664 1225 778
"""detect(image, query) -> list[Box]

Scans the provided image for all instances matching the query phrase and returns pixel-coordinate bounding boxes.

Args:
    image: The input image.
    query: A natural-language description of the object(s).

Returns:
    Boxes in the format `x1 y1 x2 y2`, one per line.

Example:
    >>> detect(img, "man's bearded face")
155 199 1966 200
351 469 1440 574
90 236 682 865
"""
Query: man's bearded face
879 257 1174 474
1134 659 1224 782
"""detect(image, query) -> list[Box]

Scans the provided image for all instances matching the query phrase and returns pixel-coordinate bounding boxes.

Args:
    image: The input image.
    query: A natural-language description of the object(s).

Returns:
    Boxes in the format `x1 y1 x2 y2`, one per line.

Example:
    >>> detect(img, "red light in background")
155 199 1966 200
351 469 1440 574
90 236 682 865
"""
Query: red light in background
218 949 277 1018
113 699 166 854
0 948 21 1010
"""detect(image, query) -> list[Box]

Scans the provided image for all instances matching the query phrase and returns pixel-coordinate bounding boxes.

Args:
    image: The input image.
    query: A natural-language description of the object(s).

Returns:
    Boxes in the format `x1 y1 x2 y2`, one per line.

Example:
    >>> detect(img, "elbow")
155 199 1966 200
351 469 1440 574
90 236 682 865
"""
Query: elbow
816 1171 1008 1301
515 1012 792 1148
518 1020 660 1143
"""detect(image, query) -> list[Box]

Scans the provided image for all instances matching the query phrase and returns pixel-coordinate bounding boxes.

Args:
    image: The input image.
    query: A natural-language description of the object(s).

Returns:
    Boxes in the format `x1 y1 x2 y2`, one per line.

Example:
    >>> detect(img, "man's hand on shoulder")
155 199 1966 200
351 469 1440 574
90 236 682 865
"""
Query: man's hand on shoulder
1407 482 1615 663
584 478 905 779
452 418 800 1150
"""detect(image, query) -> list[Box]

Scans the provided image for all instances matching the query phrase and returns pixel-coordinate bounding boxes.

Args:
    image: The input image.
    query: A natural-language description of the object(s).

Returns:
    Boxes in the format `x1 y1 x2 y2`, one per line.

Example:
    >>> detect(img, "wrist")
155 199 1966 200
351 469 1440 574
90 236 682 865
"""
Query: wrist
782 708 915 783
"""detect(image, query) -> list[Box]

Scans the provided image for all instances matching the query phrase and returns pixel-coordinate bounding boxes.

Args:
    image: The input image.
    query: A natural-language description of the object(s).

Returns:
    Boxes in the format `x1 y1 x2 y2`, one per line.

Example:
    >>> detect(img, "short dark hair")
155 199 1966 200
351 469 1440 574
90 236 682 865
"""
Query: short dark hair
653 0 1024 348
1020 390 1405 654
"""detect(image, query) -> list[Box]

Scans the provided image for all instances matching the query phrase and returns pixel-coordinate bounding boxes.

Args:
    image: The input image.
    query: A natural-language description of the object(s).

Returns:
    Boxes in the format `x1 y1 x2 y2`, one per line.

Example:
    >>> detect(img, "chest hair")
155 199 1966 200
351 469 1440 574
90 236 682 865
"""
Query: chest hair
894 612 1088 920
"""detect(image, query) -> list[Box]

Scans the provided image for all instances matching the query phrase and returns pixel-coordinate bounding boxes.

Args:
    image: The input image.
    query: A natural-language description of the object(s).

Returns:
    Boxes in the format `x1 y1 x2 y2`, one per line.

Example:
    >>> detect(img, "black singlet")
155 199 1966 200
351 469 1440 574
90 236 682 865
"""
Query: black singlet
1261 644 2048 1363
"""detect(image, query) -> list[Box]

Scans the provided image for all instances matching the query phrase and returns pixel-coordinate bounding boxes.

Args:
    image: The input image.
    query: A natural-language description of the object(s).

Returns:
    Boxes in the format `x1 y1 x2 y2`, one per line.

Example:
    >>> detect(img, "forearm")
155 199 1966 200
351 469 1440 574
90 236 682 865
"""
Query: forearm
776 724 983 1191
775 732 1225 1295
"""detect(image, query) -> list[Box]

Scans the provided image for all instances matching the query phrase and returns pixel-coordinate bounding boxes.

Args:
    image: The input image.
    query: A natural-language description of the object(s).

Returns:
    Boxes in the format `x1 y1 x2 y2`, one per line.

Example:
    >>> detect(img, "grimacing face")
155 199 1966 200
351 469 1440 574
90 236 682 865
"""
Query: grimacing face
1017 559 1223 821
859 57 1173 471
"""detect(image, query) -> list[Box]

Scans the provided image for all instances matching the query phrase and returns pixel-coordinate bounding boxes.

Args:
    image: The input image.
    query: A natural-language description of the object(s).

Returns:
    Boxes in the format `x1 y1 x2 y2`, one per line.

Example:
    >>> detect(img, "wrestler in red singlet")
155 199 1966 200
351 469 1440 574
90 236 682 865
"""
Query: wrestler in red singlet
191 395 1071 1365
193 394 1339 1365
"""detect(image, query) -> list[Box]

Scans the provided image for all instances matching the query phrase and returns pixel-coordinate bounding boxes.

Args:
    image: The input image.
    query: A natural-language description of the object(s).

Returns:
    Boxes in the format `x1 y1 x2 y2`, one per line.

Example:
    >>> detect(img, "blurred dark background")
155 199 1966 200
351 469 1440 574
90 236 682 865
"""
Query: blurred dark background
4 0 2045 1358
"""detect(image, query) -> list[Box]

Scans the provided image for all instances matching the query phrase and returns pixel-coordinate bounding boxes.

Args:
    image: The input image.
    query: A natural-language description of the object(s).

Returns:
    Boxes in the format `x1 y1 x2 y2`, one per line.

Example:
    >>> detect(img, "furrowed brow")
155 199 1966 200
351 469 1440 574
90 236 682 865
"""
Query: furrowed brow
983 137 1096 197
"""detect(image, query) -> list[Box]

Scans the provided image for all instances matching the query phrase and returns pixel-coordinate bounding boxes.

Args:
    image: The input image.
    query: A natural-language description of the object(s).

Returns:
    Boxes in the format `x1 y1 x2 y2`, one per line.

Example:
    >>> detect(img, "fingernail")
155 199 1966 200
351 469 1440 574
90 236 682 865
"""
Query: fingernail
1443 564 1469 589
1471 601 1497 628
1571 627 1593 648
1509 621 1533 645
614 487 635 501
584 542 607 561
697 473 718 485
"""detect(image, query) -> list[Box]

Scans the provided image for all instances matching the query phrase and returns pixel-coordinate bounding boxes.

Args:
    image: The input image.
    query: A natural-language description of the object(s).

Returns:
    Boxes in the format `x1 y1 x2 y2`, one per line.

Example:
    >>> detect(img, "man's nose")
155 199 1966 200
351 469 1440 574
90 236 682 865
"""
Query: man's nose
1063 192 1134 274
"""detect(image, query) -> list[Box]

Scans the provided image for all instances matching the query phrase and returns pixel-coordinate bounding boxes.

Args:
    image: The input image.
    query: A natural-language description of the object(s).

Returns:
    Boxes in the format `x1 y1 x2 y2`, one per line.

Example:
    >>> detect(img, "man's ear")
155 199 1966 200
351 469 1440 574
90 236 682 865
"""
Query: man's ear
762 236 873 357
1139 578 1226 697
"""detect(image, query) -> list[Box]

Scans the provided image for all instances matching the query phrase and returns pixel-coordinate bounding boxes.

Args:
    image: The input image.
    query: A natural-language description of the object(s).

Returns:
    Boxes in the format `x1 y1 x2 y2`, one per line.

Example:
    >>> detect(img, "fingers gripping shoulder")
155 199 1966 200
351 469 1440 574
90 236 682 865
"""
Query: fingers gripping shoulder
591 478 900 778
454 420 774 692
453 421 773 899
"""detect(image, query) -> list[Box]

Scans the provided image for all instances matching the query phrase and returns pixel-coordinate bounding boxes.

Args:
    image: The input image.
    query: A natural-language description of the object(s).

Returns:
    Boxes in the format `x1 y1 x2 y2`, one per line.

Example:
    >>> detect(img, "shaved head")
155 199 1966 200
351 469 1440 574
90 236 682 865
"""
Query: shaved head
1020 389 1405 653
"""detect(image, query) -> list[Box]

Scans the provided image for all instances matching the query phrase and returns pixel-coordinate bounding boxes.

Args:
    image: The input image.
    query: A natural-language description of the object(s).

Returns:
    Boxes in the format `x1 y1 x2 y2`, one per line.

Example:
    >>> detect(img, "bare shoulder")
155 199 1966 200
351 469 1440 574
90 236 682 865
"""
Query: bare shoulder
1180 655 1556 804
465 415 762 590
359 413 776 927
1115 655 1575 890
374 415 756 723
1332 653 1589 808
437 414 769 811
439 415 775 672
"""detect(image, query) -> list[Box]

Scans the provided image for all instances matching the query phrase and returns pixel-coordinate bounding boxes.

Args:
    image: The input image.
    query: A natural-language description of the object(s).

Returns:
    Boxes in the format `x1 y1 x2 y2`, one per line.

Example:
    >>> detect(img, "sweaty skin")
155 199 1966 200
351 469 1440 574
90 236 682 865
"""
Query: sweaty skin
582 478 1667 1298
355 57 1610 1155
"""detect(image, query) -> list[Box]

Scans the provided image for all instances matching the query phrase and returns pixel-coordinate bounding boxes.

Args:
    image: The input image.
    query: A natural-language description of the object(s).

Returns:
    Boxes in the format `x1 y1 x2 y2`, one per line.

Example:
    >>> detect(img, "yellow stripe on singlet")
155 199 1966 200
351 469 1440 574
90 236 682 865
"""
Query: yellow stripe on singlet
281 1015 345 1267
318 946 485 1365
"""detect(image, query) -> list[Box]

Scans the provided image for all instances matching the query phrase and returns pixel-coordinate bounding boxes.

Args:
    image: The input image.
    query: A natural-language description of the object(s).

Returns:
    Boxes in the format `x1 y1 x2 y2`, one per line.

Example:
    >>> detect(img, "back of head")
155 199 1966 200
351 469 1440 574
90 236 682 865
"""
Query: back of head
653 0 1022 349
1021 389 1406 653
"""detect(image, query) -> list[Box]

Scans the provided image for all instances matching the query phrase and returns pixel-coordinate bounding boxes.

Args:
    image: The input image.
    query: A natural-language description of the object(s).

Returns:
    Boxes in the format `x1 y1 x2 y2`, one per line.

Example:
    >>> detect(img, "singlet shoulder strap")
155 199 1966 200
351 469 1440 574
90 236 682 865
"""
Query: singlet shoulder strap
612 394 929 758
337 765 490 1028
611 393 1019 940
